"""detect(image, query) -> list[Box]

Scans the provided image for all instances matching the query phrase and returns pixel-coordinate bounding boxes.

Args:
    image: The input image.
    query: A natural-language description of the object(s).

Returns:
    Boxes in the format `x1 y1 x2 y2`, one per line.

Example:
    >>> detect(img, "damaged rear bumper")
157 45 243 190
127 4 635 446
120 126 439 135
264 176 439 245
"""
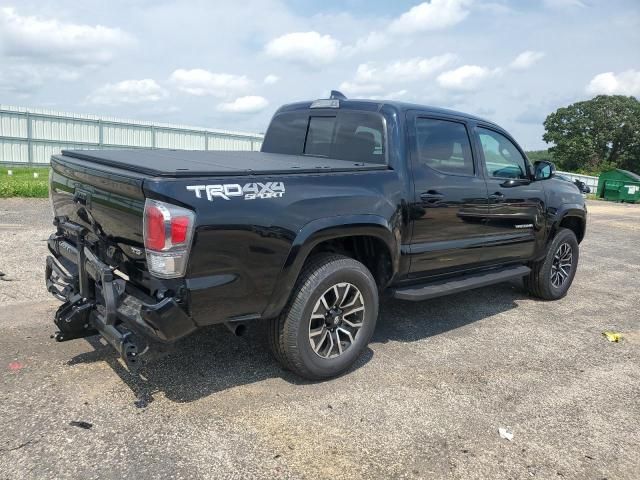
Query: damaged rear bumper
46 220 196 368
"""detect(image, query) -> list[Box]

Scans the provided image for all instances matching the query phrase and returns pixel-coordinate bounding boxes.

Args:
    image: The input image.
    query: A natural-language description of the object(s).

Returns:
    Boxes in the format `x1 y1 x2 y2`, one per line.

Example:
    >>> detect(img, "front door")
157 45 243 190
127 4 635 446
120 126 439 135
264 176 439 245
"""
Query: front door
407 114 490 275
473 125 546 264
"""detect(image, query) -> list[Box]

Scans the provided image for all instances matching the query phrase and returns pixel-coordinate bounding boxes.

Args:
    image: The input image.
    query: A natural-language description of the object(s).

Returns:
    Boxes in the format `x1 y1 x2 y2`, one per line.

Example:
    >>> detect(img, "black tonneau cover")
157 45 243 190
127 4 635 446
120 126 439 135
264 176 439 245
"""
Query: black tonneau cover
59 149 389 177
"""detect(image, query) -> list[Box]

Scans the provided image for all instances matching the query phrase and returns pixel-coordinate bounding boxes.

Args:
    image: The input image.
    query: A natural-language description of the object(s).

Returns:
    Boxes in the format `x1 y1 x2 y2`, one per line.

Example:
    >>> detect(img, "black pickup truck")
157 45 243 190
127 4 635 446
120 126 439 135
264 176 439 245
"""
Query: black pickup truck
46 92 586 380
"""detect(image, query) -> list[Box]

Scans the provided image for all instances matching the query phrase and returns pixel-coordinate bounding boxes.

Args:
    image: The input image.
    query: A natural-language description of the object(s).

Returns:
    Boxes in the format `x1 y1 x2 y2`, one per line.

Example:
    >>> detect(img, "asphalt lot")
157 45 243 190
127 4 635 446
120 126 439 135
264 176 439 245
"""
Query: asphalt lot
1 198 639 479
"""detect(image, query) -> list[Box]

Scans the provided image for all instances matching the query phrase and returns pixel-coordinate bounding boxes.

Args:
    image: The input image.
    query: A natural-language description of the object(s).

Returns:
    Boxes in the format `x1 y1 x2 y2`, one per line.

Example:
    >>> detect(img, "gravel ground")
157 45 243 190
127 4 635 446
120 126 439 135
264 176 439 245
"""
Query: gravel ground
0 198 639 479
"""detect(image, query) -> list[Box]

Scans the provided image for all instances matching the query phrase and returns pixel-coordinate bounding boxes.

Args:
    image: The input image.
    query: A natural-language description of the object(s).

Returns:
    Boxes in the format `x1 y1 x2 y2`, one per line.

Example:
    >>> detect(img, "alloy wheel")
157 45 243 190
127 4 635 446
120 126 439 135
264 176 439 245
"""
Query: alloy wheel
308 282 365 359
551 242 573 288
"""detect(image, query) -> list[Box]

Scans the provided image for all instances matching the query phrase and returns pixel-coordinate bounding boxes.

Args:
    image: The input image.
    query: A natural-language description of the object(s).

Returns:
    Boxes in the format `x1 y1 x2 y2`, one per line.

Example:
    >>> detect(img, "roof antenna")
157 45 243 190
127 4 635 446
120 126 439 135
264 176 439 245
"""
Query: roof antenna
330 90 347 100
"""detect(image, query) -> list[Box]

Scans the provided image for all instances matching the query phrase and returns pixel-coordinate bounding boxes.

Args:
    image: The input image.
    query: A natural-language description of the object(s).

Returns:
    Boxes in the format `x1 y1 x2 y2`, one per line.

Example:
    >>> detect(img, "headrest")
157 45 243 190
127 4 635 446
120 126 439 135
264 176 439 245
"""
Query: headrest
420 132 455 160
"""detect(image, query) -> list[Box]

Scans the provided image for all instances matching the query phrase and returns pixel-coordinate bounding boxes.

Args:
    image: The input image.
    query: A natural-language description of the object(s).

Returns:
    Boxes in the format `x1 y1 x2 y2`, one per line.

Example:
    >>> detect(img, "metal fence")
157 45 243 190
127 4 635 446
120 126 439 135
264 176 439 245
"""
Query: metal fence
556 170 599 190
0 105 264 165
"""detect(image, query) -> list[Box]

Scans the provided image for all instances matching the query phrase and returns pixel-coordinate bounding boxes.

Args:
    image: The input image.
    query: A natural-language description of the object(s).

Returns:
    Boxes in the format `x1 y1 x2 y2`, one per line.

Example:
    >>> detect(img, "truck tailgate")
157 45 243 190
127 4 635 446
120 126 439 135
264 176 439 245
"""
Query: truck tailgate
50 154 146 259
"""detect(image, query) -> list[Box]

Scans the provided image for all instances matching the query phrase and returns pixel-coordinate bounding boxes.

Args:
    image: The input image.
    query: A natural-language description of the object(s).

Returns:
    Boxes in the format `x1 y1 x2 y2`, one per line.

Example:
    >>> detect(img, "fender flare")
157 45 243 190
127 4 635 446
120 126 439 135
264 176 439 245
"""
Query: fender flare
261 214 400 319
548 204 587 243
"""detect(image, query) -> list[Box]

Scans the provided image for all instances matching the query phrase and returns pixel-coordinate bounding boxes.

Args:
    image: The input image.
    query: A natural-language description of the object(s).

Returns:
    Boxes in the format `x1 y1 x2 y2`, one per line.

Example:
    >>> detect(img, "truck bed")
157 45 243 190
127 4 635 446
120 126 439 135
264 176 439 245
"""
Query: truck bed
59 149 389 177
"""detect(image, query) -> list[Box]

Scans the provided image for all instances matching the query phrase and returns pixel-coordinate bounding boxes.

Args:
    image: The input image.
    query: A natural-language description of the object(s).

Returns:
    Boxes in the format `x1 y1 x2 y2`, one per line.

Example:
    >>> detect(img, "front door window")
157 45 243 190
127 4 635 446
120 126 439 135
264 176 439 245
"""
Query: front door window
477 128 529 180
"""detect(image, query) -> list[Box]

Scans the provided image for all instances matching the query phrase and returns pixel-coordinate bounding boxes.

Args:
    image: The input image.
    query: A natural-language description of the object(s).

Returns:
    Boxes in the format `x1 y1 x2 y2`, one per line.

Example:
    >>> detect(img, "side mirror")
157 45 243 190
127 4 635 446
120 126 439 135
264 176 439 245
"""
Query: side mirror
533 160 556 180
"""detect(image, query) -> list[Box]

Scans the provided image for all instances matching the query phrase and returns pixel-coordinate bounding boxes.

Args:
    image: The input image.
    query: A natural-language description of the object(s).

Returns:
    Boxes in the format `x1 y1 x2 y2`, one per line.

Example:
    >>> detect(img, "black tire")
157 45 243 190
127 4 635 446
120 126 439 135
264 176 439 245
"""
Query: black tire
525 227 579 300
268 253 378 380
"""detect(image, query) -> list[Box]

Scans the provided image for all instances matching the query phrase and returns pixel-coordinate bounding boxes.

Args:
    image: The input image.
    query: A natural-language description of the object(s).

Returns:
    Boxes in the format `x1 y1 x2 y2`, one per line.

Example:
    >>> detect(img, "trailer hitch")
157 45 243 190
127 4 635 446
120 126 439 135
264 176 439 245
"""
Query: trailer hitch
53 295 98 342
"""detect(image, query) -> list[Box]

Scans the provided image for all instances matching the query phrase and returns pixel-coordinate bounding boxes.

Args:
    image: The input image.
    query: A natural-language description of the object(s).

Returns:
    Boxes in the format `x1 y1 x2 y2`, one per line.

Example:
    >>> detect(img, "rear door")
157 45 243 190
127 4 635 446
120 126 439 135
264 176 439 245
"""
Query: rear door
472 125 546 264
407 113 490 275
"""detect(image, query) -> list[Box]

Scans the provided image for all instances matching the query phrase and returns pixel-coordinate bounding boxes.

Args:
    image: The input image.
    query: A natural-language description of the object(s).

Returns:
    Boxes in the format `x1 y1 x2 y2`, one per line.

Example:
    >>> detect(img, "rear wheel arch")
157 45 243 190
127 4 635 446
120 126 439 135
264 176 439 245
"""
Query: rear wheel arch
262 216 399 319
305 234 394 290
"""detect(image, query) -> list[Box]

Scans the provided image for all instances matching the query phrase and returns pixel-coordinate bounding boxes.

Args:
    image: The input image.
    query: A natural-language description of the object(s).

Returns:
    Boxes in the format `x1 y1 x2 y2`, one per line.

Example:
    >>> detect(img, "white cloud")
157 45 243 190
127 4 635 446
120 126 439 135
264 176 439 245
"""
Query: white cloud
586 70 640 96
265 31 341 65
341 55 455 98
479 2 513 14
338 82 384 96
263 74 279 85
437 65 492 91
354 54 456 84
387 89 408 99
0 7 133 65
87 79 168 105
510 51 545 70
543 0 586 8
0 64 81 95
388 0 472 35
0 65 44 95
217 96 269 113
368 89 409 101
344 31 390 55
169 69 250 97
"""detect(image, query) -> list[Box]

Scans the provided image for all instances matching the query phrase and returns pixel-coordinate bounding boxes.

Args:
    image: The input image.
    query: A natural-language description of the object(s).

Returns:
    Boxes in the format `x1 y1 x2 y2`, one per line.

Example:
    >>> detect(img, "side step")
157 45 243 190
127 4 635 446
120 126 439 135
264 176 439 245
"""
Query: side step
392 265 531 301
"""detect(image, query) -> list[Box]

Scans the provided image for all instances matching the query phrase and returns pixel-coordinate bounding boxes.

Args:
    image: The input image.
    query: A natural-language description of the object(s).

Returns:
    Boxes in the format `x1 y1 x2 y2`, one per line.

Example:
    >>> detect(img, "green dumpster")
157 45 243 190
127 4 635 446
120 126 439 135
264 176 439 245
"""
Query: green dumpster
597 169 640 203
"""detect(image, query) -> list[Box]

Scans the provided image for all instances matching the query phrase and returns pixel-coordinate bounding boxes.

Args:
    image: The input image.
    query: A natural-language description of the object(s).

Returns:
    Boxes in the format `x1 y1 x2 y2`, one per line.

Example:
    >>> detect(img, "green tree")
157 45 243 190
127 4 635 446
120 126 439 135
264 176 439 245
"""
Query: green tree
543 95 640 174
525 149 555 164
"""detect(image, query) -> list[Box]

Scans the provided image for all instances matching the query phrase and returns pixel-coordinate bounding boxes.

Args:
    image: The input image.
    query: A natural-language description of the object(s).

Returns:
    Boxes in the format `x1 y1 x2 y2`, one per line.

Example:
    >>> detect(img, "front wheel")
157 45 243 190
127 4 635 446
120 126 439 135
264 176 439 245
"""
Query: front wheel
268 254 378 380
525 227 579 300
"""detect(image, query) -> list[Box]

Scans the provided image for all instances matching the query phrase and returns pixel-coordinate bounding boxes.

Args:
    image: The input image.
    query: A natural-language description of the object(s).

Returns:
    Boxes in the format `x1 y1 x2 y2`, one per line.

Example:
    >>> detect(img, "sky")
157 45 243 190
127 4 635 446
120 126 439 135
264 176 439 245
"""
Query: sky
0 0 639 149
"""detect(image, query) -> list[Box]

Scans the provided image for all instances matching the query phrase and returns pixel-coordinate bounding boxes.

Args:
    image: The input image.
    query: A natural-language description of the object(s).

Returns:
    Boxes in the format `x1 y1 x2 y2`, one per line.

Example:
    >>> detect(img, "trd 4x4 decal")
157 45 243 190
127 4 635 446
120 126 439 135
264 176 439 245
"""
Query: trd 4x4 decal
186 182 285 201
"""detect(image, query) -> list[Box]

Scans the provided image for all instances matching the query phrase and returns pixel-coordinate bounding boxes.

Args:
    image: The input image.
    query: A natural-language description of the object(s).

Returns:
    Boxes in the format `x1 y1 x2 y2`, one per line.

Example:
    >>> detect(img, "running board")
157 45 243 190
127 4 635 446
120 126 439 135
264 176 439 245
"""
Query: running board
392 265 531 301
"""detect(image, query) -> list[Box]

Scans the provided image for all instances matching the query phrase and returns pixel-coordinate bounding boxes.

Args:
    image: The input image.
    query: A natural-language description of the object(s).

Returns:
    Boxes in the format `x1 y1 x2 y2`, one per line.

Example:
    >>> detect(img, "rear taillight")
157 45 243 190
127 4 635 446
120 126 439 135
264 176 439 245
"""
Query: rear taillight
143 199 195 278
145 204 166 250
170 216 190 244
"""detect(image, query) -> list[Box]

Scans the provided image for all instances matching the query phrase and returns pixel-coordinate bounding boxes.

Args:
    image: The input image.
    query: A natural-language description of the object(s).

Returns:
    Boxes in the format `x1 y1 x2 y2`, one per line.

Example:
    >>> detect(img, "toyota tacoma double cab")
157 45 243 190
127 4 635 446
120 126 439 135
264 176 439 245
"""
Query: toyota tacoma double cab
46 91 586 380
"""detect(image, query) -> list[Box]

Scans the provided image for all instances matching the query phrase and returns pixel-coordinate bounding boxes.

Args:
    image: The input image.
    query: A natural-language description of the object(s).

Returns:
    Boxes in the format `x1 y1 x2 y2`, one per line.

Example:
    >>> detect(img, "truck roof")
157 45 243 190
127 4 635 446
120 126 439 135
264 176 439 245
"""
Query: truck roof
276 98 499 127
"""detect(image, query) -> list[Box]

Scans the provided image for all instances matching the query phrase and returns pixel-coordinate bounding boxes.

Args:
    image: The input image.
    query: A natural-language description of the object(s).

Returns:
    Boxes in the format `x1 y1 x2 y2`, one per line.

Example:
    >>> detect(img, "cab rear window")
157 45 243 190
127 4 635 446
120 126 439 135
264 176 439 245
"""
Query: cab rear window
262 111 386 164
260 111 308 155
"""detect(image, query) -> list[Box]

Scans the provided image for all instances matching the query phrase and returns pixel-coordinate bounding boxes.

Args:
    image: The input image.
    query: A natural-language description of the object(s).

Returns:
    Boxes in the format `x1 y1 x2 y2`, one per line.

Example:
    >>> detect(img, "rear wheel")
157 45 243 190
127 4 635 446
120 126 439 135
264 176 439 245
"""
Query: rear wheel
525 227 579 300
268 254 378 380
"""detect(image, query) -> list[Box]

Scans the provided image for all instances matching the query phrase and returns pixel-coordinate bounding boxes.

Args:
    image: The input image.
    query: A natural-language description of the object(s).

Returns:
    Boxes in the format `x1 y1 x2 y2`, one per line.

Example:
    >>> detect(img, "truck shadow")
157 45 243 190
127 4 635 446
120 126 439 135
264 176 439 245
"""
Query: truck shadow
373 281 527 344
68 281 527 405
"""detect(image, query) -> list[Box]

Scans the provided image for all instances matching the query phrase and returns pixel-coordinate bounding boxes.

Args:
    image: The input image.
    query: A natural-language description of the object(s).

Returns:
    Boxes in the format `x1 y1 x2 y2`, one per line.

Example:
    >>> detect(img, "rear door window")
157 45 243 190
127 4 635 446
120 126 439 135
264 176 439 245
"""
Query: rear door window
415 118 475 176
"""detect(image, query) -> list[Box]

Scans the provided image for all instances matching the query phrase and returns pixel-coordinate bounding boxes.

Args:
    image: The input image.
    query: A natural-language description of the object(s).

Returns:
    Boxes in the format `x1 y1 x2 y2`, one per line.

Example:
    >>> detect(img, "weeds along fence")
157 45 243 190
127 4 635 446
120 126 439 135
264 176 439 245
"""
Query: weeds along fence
0 105 264 165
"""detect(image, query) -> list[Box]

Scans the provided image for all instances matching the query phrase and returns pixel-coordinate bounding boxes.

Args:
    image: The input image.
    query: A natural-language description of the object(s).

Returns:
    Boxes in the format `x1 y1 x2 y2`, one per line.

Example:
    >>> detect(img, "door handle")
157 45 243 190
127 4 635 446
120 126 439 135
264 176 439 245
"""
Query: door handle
420 190 444 202
489 192 505 202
